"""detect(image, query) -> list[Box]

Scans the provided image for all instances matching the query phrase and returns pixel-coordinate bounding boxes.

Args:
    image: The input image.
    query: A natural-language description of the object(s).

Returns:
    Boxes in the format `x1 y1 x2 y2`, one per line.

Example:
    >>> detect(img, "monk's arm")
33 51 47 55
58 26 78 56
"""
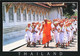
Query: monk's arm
25 27 28 32
57 29 60 32
28 29 32 32
66 29 70 32
51 26 54 32
52 27 55 33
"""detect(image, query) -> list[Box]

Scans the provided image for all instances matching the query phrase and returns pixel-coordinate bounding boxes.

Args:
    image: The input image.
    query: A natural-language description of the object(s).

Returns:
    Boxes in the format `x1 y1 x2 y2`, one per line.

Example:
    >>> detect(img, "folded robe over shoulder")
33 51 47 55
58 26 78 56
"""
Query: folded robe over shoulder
42 22 52 44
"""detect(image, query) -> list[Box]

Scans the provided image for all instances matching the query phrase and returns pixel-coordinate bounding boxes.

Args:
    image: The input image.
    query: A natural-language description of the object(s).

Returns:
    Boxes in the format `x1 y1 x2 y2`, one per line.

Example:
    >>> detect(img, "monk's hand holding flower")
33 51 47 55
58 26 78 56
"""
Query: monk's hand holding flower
39 32 41 35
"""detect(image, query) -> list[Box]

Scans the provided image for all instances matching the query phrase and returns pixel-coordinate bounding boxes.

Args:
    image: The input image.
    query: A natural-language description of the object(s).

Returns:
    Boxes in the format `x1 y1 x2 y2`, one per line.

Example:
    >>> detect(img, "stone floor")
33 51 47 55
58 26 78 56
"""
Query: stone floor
3 39 26 51
13 35 78 51
3 35 24 46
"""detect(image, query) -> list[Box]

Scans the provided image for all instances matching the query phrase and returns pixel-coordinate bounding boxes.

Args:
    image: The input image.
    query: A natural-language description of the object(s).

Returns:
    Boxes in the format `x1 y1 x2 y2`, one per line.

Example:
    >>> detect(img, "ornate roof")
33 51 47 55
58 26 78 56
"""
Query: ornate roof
2 2 66 8
34 2 65 8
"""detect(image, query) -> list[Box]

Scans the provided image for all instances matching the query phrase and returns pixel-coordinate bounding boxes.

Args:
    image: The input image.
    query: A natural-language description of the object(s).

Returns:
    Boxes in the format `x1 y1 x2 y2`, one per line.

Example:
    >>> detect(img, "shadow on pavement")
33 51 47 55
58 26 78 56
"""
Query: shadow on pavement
73 41 77 43
74 38 77 40
62 47 70 49
46 46 57 48
69 45 75 47
29 46 41 48
70 41 77 45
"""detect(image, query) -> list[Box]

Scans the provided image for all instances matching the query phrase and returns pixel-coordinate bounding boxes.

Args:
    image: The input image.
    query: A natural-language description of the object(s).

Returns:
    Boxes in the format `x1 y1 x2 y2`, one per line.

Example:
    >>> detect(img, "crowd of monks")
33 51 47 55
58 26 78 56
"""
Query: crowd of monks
24 18 77 48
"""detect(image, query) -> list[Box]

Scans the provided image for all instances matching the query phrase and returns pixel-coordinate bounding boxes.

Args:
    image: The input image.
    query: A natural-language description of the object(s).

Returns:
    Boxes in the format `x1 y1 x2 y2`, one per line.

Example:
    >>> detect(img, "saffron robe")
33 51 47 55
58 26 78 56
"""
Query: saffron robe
42 22 52 44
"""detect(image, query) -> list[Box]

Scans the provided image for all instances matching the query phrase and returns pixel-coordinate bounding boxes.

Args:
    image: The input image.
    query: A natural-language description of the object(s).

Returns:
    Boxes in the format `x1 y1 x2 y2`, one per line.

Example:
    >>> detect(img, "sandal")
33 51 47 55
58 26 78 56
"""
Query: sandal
47 46 49 47
43 46 46 48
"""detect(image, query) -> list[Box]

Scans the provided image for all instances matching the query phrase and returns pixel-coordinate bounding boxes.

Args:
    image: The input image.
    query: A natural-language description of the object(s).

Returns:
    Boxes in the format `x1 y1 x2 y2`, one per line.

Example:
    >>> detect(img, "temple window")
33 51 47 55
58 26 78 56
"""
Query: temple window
37 14 38 21
23 9 27 21
28 10 31 21
9 7 14 22
40 13 41 21
17 8 21 22
33 12 35 21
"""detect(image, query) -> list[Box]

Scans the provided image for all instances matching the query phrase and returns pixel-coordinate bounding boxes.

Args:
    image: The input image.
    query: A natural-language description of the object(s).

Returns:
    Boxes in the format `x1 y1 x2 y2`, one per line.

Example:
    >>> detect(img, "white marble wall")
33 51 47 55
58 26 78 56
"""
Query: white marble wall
3 5 44 28
49 7 63 20
3 5 63 28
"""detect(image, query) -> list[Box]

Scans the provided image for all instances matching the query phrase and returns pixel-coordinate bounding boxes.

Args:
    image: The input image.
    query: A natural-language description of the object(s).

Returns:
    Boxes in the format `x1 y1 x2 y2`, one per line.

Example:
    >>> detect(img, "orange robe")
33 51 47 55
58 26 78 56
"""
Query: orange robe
42 22 52 44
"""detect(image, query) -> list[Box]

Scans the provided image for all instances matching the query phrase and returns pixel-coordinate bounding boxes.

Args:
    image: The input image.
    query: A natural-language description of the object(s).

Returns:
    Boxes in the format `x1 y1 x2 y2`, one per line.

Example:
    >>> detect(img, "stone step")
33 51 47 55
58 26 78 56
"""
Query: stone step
3 25 26 34
3 39 26 51
3 30 26 41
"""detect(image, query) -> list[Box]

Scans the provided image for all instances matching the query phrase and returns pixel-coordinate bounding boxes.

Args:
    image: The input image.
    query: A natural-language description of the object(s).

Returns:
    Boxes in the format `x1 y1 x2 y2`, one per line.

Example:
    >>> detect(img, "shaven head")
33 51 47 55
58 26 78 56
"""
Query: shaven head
44 18 47 24
28 22 31 27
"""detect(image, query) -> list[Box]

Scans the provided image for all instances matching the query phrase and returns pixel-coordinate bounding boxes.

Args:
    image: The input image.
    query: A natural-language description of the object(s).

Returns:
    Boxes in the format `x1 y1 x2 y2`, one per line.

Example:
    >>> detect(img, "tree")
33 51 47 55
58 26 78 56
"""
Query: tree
63 3 77 18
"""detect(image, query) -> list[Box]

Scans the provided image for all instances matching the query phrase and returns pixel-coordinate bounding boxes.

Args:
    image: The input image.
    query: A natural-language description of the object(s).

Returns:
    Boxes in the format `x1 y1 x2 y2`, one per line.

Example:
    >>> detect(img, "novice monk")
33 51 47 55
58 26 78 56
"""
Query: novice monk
51 20 55 41
37 23 42 44
66 22 70 46
59 21 65 48
53 21 59 47
72 19 76 35
35 22 39 44
71 20 74 42
64 22 68 47
69 21 73 43
56 20 61 45
31 22 38 47
68 21 73 44
71 19 76 41
25 23 32 47
39 19 52 48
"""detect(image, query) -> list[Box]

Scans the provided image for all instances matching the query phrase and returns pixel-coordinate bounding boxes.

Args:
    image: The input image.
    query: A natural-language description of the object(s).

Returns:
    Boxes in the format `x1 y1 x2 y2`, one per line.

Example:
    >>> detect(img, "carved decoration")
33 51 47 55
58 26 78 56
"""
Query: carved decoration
27 8 30 14
31 9 34 14
6 3 12 12
35 10 38 14
14 3 21 13
21 3 26 13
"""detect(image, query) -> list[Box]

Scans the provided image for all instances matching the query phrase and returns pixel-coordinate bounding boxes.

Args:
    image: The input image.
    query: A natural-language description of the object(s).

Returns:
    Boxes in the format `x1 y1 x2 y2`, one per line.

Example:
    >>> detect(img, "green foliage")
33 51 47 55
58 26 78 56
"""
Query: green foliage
73 11 77 16
63 3 77 18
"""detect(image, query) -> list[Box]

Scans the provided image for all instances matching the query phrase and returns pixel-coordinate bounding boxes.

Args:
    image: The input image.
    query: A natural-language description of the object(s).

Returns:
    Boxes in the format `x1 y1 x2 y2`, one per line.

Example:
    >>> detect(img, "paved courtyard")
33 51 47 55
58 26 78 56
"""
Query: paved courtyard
13 35 78 51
